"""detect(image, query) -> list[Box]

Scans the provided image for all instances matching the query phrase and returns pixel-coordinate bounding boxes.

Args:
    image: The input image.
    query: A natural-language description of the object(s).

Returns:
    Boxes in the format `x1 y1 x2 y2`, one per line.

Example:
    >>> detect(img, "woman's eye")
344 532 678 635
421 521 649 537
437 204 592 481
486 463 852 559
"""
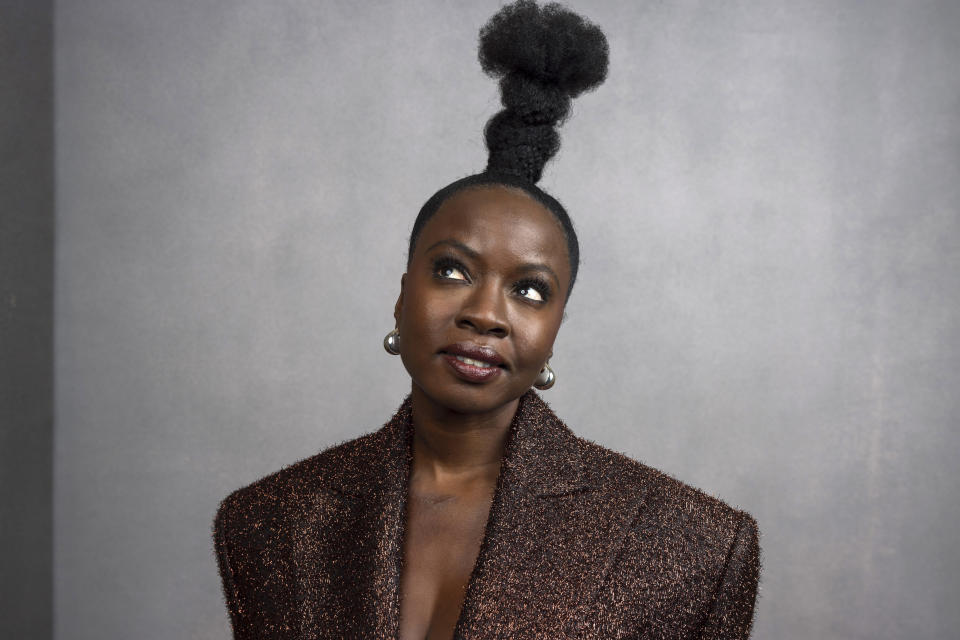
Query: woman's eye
517 285 545 302
437 265 467 281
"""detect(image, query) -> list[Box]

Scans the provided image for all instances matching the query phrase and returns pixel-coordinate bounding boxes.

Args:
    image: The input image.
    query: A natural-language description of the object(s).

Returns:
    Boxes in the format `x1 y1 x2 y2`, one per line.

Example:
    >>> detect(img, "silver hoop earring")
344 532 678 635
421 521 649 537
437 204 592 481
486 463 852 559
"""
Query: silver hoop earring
533 362 555 390
383 329 400 355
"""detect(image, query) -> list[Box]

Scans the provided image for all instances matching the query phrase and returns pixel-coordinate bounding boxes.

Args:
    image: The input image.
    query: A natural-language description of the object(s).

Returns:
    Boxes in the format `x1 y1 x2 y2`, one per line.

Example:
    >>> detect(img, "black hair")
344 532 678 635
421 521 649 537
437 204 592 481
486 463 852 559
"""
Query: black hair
407 0 609 298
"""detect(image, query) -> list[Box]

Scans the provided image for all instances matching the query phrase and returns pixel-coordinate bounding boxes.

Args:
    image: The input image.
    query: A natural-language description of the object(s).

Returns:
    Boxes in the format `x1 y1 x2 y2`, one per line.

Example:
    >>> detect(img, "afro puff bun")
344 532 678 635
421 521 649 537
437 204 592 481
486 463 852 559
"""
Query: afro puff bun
479 0 609 182
407 1 608 296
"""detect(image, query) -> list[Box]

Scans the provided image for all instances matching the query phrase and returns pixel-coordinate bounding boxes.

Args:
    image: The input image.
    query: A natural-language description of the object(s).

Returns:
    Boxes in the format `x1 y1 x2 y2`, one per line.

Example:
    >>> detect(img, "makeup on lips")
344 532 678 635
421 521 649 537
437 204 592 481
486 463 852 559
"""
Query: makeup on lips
440 343 506 383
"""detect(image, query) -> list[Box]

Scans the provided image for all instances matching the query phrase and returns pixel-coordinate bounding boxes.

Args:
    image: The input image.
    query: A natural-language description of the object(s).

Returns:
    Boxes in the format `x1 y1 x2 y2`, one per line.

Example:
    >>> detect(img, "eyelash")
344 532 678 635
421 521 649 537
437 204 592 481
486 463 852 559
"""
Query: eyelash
514 277 552 303
430 256 552 303
432 256 469 282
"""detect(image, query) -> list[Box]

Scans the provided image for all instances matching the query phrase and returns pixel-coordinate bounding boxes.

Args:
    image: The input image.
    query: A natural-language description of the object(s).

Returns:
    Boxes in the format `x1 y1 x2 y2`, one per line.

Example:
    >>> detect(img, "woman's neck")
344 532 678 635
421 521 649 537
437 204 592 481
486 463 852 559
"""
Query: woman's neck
408 385 518 490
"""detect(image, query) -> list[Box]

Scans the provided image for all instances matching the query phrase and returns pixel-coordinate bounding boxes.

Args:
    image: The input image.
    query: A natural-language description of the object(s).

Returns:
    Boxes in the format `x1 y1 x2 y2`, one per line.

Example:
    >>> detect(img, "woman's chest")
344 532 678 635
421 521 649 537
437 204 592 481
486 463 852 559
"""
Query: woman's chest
398 490 494 640
247 482 725 639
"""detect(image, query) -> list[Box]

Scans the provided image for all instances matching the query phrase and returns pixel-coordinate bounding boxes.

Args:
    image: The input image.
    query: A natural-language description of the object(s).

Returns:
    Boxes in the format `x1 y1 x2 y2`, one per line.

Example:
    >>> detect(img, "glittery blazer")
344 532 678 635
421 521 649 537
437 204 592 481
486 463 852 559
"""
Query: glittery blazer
213 391 761 639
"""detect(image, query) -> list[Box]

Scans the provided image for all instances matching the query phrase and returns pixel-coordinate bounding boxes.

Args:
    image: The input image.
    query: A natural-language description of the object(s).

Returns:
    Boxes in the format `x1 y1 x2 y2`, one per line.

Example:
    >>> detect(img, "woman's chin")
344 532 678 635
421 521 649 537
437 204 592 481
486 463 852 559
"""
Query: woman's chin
410 379 525 418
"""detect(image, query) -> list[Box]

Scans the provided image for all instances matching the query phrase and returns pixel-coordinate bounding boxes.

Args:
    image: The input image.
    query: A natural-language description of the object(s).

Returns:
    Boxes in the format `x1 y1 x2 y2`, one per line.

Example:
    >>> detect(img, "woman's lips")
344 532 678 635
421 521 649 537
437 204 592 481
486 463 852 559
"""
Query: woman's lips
442 353 503 383
440 343 506 383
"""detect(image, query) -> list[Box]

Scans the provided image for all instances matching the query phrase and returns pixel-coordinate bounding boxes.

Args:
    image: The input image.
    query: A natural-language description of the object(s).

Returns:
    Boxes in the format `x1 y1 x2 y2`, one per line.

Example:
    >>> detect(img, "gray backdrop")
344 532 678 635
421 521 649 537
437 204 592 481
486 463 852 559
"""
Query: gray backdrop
52 1 959 639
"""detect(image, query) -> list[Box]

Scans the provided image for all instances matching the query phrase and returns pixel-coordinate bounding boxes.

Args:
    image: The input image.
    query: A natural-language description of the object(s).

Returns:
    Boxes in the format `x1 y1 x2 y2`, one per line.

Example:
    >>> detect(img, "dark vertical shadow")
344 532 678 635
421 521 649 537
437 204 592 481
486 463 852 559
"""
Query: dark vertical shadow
0 0 54 637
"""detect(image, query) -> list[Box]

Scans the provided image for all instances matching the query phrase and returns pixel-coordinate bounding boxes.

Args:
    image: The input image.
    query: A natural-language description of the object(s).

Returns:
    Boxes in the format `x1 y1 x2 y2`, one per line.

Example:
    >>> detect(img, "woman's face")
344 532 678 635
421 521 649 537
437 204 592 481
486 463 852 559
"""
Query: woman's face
395 185 571 416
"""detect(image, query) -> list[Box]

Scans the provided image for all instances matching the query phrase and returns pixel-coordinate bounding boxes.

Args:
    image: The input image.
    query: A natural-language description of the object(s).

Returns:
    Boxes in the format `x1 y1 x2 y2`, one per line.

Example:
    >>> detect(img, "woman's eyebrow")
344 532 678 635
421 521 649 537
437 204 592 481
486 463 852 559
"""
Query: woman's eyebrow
424 239 479 259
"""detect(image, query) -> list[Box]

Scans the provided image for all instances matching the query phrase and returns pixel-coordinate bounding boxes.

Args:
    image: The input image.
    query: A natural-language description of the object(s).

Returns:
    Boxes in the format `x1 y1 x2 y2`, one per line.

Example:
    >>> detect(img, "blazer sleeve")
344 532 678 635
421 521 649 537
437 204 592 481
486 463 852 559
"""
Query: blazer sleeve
213 496 251 640
698 512 761 640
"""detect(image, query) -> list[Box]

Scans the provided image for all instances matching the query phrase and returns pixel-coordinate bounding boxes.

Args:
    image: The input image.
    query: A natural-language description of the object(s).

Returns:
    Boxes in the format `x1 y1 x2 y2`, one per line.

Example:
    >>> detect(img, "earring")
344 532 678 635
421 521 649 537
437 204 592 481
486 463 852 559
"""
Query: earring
383 328 400 355
533 362 555 390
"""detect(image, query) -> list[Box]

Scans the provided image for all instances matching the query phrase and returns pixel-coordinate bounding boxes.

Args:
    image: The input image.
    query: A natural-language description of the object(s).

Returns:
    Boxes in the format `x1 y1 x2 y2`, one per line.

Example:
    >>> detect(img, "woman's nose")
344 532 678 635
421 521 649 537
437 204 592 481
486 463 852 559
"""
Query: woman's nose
456 281 509 337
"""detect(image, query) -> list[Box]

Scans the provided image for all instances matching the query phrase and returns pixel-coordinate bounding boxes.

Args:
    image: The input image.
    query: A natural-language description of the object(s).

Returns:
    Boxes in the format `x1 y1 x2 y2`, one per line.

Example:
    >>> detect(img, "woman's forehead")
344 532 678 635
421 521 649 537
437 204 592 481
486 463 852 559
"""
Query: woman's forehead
417 186 569 265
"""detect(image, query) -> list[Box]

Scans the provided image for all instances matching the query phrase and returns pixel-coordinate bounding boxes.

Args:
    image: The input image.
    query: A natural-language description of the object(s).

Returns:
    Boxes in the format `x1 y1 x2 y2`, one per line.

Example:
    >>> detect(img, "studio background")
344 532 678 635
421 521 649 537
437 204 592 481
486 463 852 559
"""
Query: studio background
2 0 958 638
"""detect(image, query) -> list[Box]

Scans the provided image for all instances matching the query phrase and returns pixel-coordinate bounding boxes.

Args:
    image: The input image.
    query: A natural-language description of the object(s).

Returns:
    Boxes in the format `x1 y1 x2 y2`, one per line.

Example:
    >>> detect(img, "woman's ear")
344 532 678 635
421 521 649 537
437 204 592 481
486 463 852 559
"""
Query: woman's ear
393 274 406 325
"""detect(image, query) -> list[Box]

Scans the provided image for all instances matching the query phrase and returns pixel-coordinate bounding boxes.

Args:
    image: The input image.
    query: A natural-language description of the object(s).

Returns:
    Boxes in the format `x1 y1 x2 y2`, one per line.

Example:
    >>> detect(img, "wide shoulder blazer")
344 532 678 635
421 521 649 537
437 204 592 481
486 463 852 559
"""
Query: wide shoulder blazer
213 391 761 639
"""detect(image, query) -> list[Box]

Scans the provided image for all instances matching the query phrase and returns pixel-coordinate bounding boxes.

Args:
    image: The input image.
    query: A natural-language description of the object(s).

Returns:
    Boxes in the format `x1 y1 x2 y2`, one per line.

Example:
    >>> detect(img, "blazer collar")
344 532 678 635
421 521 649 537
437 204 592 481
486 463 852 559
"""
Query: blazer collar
323 390 590 499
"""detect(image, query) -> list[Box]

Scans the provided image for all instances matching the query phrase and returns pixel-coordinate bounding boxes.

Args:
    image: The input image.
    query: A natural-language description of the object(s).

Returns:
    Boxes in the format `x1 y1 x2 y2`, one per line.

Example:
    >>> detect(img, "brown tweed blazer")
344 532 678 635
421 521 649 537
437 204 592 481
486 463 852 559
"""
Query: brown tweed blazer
213 391 760 639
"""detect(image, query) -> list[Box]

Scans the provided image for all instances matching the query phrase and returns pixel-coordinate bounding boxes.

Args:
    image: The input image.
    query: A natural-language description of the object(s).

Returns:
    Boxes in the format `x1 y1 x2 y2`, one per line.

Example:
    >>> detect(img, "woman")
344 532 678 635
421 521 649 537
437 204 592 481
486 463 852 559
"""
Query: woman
213 2 760 638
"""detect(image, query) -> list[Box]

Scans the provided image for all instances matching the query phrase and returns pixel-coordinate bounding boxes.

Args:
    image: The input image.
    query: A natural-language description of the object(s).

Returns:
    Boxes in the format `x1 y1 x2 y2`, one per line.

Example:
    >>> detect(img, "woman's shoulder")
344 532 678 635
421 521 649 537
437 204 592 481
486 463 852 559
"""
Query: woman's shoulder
562 434 761 637
520 392 757 542
214 427 389 537
571 433 758 540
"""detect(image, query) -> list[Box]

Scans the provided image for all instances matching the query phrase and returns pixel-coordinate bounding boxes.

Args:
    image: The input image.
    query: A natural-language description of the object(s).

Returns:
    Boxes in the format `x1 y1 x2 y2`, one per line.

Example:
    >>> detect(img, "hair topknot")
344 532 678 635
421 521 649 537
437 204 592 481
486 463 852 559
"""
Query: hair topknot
479 0 609 182
407 1 609 300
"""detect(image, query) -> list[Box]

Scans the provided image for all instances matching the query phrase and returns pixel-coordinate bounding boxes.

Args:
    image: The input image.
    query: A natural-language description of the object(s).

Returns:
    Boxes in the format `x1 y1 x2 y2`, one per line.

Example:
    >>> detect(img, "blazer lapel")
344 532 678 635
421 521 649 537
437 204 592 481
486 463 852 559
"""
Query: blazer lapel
453 392 648 638
293 392 647 639
294 398 414 639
